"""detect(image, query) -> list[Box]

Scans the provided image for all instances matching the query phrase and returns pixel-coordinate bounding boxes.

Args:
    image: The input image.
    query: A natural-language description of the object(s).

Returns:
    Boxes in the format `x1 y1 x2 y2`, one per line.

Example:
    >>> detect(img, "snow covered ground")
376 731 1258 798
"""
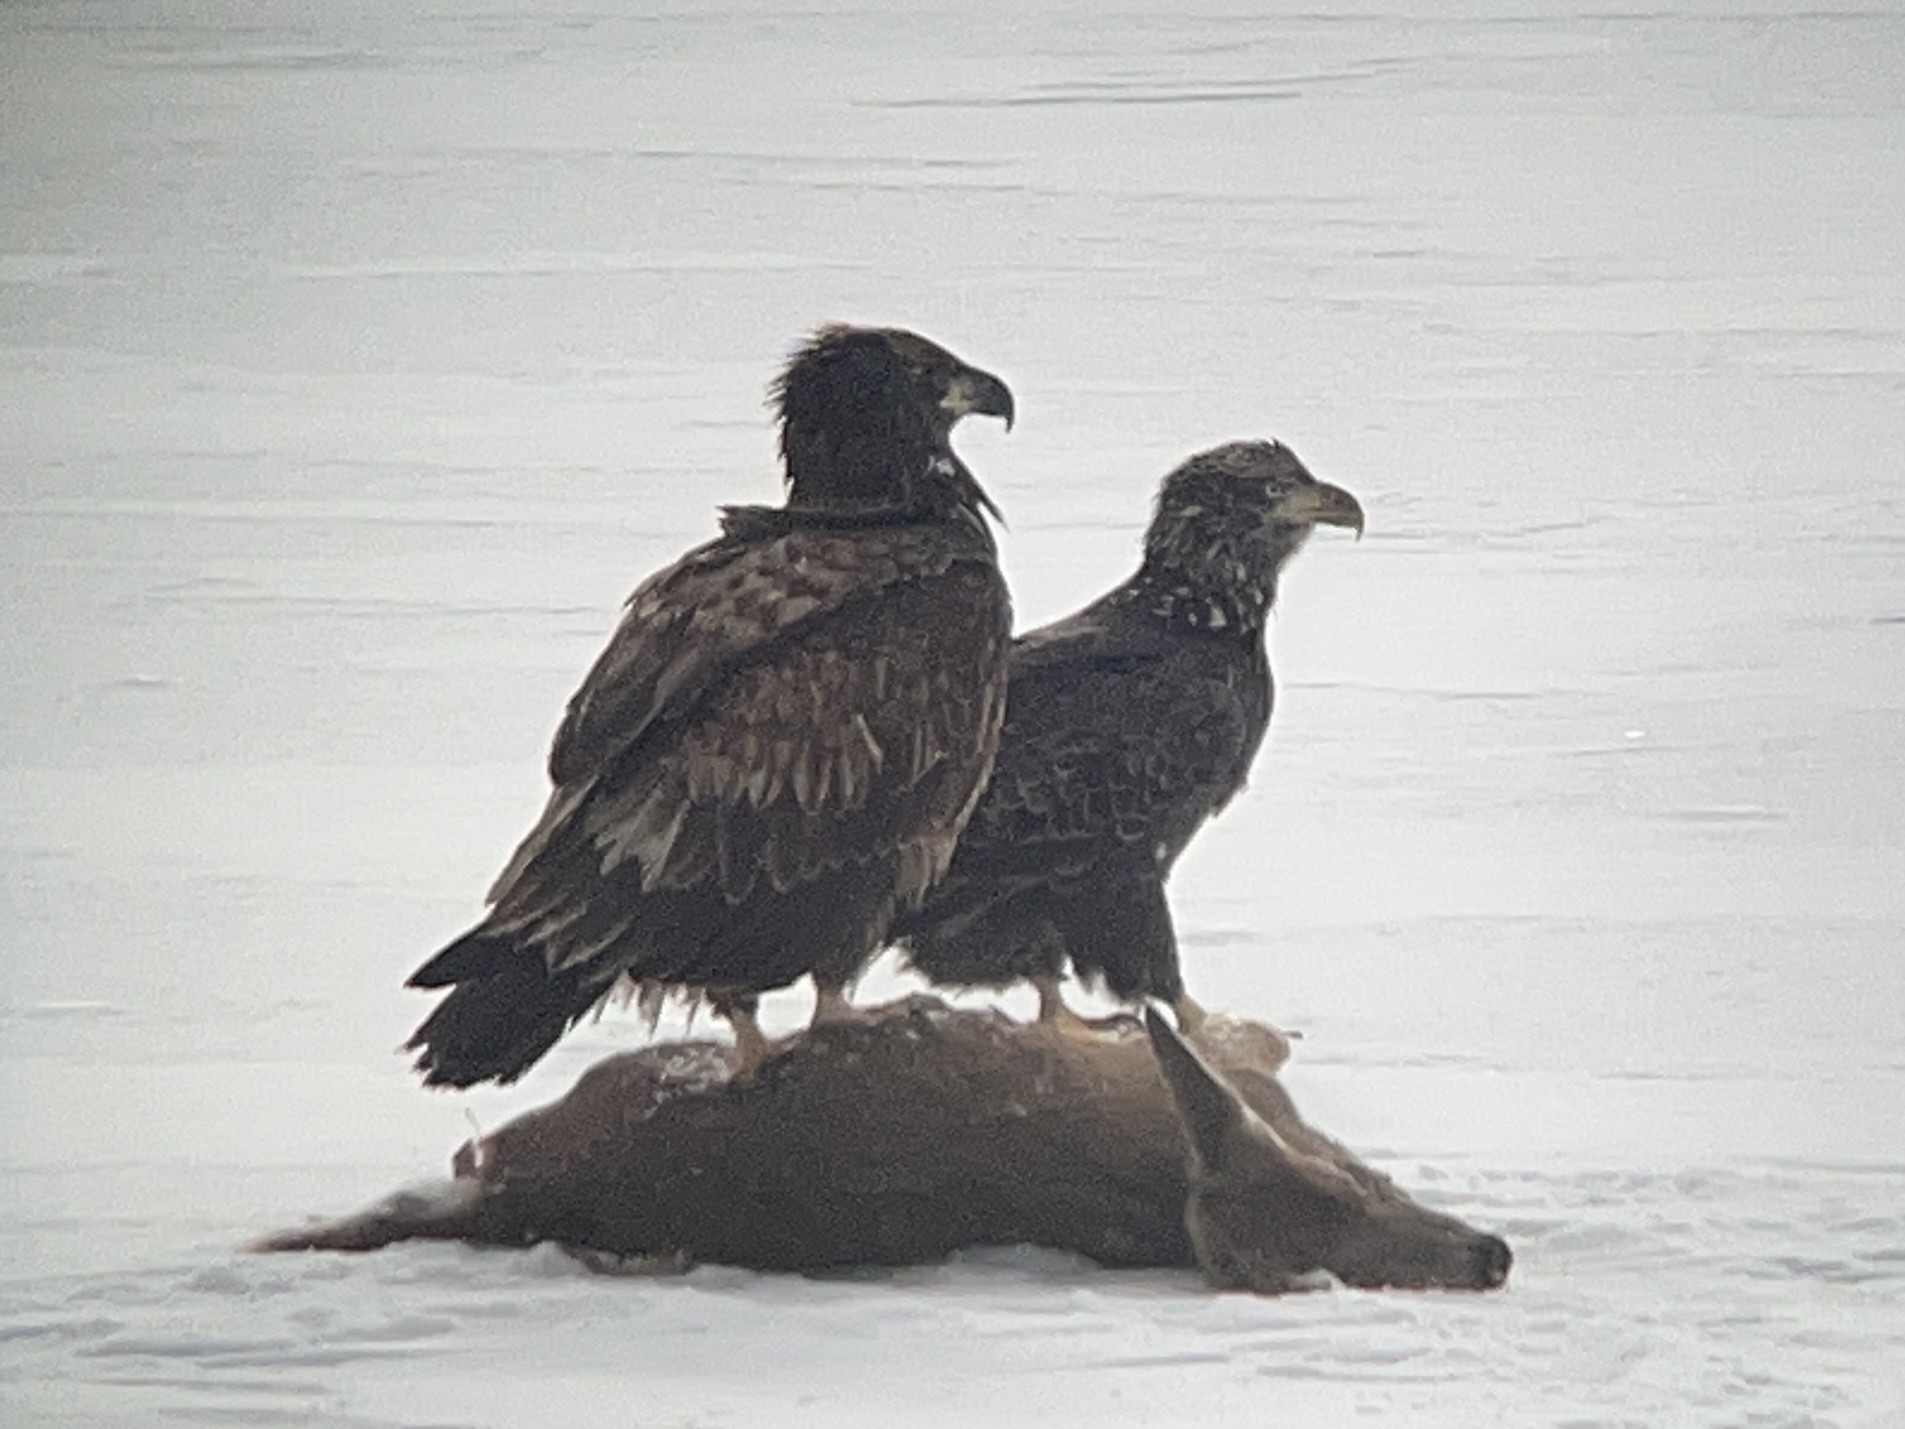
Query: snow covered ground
4 1 1903 1423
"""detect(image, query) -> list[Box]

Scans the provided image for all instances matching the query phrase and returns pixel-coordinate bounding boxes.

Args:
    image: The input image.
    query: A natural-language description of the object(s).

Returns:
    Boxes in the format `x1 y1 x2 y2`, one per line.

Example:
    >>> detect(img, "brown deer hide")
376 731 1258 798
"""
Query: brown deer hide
256 997 1510 1294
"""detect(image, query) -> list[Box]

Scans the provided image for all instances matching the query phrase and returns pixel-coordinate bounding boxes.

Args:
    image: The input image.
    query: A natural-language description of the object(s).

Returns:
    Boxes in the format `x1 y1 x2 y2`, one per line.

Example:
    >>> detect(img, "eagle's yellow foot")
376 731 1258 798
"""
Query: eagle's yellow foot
723 1006 773 1082
1172 993 1210 1036
1034 974 1102 1042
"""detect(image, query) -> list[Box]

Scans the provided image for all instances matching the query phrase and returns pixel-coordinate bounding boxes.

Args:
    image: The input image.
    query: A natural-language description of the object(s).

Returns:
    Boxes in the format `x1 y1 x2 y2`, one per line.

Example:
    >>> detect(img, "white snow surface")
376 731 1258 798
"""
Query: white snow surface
4 1 1904 1424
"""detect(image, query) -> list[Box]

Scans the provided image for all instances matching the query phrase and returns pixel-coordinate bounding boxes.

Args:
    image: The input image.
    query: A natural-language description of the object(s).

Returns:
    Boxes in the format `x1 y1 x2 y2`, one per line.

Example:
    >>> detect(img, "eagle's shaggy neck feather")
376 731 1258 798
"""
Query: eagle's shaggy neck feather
781 408 939 513
1116 512 1312 636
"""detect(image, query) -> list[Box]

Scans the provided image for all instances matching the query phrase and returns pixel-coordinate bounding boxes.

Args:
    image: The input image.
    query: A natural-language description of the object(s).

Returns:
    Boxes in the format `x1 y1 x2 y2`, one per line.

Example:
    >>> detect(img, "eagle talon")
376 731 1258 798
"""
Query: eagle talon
1033 974 1102 1041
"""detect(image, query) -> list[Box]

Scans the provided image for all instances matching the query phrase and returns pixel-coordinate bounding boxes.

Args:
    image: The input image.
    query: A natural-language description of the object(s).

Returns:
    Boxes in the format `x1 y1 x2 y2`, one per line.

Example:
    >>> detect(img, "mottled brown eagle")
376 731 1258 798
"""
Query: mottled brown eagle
405 325 1015 1085
892 440 1362 1030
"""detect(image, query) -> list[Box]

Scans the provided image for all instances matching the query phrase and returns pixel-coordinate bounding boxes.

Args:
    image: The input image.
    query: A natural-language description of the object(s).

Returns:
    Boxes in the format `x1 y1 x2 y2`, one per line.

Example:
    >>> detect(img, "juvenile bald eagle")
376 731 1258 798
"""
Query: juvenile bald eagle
405 325 1015 1086
893 440 1362 1030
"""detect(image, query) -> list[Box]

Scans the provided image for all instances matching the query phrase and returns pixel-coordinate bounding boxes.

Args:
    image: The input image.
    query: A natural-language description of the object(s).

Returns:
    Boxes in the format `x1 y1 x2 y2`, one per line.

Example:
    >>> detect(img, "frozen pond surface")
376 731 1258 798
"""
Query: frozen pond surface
4 1 1903 1424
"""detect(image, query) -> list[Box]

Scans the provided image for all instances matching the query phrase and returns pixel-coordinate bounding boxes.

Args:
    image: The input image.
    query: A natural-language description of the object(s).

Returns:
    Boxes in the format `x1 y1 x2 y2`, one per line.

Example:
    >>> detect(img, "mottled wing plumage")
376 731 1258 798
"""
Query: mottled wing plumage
485 519 988 904
952 614 1265 880
546 558 1007 917
550 521 938 787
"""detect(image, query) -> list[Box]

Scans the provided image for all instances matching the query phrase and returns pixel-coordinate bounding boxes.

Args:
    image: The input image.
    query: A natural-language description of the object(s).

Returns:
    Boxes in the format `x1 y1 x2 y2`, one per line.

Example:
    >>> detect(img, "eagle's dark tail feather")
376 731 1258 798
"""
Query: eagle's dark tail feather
406 929 515 988
404 935 604 1088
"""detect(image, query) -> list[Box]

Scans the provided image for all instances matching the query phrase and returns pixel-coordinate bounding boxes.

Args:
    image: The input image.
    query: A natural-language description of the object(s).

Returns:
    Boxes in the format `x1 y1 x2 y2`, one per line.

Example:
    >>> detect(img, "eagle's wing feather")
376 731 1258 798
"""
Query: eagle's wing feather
892 609 1256 1004
951 624 1256 885
576 561 1005 907
482 521 982 908
551 526 897 787
472 530 1006 981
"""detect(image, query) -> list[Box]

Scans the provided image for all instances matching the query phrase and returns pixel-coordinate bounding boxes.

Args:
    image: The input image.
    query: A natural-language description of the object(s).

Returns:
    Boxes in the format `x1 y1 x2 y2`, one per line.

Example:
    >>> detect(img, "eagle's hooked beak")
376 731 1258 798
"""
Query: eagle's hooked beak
1272 480 1365 540
941 367 1016 432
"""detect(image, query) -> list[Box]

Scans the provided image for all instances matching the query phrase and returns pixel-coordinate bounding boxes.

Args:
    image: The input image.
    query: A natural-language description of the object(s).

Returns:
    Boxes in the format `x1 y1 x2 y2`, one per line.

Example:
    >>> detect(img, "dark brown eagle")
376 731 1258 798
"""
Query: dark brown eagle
405 325 1015 1086
892 440 1362 1031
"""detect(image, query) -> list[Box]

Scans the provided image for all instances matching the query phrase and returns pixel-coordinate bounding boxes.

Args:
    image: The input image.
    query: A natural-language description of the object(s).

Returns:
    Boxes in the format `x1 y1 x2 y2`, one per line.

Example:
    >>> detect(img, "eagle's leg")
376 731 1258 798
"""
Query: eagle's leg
1171 992 1209 1035
812 982 871 1026
711 991 771 1079
1032 972 1101 1041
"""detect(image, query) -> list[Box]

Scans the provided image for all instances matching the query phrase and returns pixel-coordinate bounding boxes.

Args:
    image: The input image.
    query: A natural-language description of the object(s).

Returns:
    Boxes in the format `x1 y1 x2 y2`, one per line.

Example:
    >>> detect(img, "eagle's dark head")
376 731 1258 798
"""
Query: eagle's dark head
1136 440 1364 633
772 324 1014 520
